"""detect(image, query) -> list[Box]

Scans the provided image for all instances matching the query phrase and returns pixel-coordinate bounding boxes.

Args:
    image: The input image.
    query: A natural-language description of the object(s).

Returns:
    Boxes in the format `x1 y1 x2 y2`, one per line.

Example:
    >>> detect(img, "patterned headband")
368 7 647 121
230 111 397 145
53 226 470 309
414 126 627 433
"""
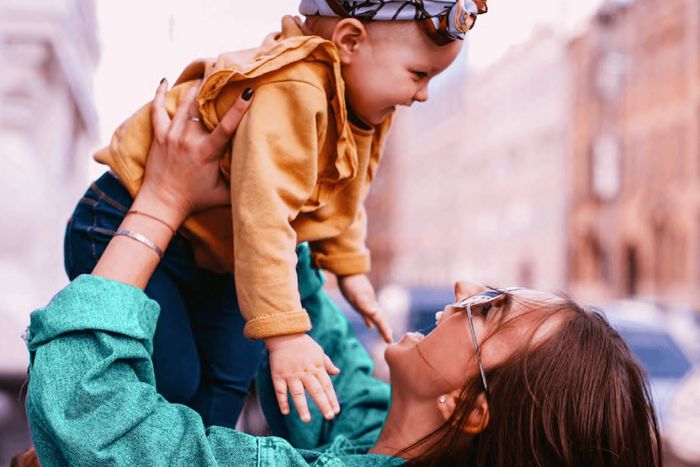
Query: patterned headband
298 0 488 43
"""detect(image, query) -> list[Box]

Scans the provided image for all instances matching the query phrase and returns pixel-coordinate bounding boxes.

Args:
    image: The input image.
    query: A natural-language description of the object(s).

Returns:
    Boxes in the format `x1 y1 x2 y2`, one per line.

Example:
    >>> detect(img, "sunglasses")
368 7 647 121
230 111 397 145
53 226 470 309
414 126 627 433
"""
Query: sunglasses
451 287 518 394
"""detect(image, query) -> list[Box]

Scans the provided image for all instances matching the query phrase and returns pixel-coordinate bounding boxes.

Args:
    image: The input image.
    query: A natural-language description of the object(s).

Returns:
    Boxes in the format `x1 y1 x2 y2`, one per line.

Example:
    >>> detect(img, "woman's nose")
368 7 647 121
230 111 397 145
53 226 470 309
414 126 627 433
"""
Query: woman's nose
454 281 488 302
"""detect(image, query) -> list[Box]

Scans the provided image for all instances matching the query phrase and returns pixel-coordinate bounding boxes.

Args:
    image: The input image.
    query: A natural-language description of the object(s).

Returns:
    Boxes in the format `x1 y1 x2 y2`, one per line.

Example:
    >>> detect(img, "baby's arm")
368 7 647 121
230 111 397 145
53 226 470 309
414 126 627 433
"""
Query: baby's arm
225 78 345 421
311 206 393 343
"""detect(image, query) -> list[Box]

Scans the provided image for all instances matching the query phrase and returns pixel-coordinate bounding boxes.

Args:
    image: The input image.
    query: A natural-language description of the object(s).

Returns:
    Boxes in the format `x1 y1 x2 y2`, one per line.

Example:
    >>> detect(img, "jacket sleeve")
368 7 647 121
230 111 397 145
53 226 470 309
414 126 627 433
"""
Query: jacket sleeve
24 275 329 467
228 79 329 339
310 203 371 276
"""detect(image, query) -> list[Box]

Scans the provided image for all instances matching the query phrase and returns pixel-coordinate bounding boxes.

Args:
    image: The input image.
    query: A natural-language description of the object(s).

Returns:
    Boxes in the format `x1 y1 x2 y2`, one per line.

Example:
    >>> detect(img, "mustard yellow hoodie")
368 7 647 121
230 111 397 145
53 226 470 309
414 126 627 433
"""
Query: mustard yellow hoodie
94 16 392 339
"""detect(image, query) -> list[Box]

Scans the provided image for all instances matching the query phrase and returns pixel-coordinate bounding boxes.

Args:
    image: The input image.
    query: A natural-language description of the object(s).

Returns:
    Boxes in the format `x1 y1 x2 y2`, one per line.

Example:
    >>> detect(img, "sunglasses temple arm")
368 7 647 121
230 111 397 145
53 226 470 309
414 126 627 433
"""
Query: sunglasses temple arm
466 304 489 394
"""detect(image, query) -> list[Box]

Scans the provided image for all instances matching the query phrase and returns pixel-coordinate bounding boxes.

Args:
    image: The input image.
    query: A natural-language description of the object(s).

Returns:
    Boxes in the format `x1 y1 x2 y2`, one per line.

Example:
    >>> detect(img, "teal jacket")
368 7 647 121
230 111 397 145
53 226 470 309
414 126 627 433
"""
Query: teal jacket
25 247 403 466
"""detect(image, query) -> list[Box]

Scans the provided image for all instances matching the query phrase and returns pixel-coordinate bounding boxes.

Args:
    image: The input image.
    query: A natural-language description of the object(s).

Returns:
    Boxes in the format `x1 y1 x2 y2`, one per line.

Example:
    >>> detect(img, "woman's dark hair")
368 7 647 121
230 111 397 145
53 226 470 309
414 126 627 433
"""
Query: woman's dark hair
404 295 663 467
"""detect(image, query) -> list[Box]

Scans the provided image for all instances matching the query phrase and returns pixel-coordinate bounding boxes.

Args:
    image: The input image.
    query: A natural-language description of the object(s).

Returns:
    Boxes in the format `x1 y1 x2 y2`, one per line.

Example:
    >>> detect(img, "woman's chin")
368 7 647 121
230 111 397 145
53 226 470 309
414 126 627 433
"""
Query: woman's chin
385 331 424 361
384 332 426 385
401 331 425 344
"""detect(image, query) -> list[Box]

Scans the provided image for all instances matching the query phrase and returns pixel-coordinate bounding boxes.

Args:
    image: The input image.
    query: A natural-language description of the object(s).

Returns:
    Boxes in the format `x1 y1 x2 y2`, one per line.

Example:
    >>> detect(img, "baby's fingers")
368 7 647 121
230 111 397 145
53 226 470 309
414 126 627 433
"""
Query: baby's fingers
272 376 290 415
288 379 311 423
318 367 341 415
324 355 341 376
302 373 335 420
371 313 394 344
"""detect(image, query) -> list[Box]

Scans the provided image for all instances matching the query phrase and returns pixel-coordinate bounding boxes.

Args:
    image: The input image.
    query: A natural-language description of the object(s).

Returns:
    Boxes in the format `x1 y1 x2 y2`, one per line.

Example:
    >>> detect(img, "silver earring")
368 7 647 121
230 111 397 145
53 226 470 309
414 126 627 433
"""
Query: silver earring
438 395 446 404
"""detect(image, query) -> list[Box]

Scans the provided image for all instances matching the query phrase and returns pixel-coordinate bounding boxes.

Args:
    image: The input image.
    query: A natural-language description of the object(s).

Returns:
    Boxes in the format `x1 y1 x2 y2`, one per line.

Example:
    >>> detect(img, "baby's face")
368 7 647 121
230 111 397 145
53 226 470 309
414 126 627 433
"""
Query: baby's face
341 21 463 125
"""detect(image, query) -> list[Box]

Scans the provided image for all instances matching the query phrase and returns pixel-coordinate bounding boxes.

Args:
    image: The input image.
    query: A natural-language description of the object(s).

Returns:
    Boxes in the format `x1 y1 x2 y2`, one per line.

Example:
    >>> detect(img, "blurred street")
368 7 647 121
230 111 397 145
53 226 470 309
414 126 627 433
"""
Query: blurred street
2 0 700 464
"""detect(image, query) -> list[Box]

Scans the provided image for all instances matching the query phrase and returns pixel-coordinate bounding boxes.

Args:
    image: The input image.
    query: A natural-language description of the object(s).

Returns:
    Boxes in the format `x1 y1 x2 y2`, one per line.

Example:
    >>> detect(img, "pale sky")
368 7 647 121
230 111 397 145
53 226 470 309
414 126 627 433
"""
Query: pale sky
90 0 604 177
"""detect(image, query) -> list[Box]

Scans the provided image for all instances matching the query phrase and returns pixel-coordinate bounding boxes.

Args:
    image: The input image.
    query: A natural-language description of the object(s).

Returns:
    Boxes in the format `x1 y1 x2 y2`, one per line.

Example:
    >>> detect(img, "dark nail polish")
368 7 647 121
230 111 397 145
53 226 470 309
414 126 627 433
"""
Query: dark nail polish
159 77 166 85
242 88 254 101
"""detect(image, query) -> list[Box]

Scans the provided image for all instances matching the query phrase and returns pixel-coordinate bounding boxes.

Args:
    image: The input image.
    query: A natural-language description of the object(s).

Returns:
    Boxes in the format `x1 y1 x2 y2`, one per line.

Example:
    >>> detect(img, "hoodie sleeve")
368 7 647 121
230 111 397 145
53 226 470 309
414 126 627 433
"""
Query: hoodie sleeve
227 78 331 339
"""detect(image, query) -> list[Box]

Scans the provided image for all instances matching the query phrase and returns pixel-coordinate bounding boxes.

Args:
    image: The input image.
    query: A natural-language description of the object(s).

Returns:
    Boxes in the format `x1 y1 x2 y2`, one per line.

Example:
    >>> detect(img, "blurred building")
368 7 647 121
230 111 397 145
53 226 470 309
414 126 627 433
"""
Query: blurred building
365 43 472 289
0 1 98 461
0 0 99 374
568 0 700 304
367 29 571 291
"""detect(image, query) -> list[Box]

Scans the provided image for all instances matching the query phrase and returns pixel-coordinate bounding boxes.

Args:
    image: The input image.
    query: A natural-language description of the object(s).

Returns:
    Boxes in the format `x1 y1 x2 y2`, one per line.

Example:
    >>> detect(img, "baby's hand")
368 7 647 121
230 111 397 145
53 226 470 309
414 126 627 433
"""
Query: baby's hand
265 333 341 423
338 274 394 343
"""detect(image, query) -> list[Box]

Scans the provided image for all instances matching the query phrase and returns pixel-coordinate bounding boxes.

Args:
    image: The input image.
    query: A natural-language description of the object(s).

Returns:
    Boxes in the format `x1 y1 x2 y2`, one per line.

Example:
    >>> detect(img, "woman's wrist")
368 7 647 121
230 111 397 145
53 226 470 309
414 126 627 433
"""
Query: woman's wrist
91 194 181 289
131 186 190 231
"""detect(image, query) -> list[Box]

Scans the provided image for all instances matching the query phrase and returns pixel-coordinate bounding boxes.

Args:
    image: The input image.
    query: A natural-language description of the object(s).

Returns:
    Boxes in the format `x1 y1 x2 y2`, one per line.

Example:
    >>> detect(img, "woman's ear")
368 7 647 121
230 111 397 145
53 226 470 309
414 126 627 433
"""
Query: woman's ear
331 18 368 64
436 391 490 434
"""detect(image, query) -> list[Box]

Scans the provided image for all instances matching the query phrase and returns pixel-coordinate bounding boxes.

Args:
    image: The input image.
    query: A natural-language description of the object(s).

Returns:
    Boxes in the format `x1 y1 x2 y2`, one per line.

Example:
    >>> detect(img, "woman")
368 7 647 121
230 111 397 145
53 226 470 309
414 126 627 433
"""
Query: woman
23 84 662 466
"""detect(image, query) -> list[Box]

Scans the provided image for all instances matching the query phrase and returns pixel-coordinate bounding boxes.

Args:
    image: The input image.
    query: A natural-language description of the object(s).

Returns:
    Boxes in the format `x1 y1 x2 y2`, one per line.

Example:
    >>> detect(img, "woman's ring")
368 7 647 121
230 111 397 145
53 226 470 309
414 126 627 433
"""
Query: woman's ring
189 116 202 123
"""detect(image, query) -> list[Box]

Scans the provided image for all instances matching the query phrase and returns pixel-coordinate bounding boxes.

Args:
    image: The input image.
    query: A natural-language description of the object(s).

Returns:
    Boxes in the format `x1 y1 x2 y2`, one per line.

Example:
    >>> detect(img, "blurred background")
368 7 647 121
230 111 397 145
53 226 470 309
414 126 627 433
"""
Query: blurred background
1 0 699 464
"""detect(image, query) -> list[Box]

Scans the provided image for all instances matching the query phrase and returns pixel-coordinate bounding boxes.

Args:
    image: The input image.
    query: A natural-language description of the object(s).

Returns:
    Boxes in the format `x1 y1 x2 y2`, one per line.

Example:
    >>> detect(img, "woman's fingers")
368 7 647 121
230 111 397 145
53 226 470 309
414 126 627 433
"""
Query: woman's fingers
288 378 311 423
302 373 334 420
169 85 199 143
150 79 171 143
207 88 254 157
272 376 290 415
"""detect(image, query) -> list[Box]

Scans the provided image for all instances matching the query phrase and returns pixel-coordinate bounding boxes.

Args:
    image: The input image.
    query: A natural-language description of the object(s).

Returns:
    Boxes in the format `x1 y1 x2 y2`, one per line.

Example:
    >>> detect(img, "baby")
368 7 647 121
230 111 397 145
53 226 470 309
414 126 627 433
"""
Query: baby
65 0 487 427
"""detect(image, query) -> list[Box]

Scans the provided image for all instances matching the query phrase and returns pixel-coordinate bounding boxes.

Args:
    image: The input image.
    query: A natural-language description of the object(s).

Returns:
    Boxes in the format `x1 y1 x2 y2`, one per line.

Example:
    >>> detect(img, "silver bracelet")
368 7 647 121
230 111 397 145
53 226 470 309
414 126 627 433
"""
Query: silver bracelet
114 229 164 259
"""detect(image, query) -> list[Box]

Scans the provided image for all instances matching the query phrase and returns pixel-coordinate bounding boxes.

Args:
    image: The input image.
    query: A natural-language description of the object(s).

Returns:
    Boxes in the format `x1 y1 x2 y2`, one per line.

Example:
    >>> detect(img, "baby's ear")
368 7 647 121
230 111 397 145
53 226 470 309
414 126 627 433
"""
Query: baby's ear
436 390 490 435
332 18 368 63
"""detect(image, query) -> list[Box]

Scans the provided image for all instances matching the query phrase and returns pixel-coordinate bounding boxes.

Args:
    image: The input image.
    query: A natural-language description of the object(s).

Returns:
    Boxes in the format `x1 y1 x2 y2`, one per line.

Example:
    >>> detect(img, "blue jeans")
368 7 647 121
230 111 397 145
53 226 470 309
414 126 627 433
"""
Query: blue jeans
64 172 306 428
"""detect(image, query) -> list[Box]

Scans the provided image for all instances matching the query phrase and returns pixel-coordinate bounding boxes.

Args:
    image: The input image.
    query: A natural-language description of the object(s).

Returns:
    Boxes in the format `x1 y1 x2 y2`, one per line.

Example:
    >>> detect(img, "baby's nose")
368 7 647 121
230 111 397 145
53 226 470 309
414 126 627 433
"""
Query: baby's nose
414 85 429 103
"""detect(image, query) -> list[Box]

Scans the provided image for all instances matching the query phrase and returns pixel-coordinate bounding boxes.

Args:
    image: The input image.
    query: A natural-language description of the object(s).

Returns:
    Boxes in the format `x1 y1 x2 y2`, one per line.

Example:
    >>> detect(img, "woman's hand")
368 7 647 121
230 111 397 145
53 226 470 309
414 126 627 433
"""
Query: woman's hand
92 80 252 289
138 79 253 228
